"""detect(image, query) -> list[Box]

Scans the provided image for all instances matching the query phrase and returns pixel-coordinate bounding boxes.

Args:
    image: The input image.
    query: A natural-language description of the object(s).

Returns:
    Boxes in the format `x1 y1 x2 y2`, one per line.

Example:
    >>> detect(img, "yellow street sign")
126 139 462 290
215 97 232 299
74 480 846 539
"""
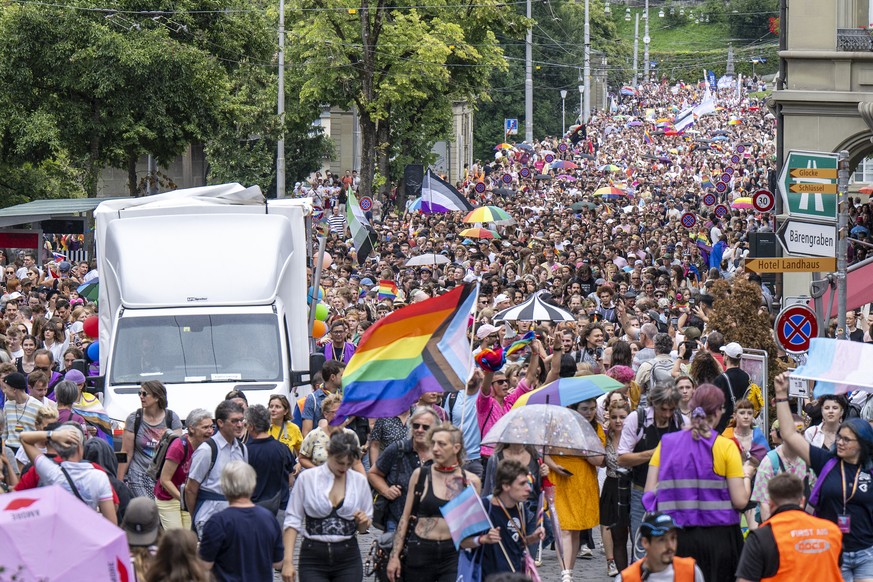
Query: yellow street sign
789 167 838 179
746 257 836 273
788 183 838 194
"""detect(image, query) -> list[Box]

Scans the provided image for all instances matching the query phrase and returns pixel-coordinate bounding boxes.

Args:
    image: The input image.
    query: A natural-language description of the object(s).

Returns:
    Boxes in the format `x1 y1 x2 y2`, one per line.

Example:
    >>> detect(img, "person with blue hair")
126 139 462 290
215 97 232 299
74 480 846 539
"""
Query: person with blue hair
774 372 873 582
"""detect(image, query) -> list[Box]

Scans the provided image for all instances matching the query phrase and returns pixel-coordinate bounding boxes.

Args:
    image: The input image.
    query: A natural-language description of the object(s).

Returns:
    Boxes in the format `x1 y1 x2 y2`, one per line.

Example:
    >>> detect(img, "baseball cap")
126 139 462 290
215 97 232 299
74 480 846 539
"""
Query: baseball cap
683 326 702 340
493 293 510 306
58 261 72 273
720 342 744 359
122 498 161 546
3 372 27 391
639 512 682 538
476 324 501 340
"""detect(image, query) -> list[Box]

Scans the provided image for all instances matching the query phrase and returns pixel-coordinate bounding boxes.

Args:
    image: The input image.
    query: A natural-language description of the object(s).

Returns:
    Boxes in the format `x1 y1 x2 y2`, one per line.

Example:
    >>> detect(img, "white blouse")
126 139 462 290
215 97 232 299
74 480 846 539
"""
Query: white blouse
284 462 373 542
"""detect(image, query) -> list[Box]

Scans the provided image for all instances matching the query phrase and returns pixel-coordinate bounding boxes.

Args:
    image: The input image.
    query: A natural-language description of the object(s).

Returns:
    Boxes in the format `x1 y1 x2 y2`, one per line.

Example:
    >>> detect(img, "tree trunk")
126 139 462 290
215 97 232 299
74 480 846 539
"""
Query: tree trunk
127 155 138 197
358 109 376 200
376 117 390 197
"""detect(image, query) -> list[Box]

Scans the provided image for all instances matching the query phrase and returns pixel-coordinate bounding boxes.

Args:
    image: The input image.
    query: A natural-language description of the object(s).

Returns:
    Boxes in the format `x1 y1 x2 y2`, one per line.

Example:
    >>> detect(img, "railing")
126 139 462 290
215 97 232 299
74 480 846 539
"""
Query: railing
837 28 873 51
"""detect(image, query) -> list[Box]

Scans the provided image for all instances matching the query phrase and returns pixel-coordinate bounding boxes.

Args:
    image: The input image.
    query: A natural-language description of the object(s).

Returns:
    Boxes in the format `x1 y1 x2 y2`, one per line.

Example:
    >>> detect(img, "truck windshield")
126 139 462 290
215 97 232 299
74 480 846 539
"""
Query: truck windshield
109 314 283 384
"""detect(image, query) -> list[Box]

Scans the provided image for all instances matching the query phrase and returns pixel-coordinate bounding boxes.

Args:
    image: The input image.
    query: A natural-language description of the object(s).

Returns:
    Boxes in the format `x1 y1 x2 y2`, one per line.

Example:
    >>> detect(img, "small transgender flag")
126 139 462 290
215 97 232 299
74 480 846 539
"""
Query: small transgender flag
440 486 492 549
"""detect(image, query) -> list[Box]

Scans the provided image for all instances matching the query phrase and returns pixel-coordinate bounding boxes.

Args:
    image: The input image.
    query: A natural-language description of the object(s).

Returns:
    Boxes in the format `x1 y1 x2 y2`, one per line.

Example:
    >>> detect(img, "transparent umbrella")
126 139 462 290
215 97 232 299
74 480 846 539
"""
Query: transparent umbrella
481 404 605 457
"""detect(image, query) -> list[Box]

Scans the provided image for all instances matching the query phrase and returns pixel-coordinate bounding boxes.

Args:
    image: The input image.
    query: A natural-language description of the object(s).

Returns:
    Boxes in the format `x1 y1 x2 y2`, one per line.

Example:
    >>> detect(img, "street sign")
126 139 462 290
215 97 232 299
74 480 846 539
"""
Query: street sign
702 192 716 206
789 375 811 398
504 118 518 136
502 173 513 184
745 257 836 273
474 182 486 193
776 219 837 258
778 150 839 222
714 204 729 218
752 189 775 213
774 304 819 353
681 213 697 229
716 182 727 193
519 167 531 178
359 196 373 211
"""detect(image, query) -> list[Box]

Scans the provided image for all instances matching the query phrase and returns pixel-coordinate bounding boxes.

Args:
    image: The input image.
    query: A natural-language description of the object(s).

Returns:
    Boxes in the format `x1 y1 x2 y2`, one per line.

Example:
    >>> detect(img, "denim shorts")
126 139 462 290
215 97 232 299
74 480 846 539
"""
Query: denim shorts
842 545 873 582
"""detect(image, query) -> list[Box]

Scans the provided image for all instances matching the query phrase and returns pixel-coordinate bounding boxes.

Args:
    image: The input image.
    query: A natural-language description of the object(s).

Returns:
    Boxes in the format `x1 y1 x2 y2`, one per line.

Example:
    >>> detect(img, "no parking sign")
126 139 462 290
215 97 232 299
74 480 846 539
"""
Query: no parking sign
774 304 818 353
681 213 697 229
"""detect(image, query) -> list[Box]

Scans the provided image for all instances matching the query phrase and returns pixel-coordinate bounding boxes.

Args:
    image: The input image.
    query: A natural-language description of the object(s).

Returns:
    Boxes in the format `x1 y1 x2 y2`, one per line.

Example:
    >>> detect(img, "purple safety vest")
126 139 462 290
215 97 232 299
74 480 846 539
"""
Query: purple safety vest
656 429 739 527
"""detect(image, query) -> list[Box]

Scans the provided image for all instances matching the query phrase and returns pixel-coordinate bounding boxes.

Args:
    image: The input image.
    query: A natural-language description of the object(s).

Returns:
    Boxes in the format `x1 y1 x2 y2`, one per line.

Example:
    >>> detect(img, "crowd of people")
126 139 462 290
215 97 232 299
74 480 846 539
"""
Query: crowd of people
0 76 872 582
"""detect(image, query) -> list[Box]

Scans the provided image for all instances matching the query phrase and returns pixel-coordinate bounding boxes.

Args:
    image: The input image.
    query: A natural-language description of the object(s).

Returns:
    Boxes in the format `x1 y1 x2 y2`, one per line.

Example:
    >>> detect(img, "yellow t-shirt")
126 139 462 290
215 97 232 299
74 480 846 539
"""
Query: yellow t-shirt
269 421 303 454
649 433 744 479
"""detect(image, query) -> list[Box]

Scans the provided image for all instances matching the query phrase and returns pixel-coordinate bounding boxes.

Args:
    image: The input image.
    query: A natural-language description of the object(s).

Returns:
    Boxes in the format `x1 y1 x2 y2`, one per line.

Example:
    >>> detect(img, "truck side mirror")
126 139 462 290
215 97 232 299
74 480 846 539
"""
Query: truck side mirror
85 374 105 395
289 353 326 387
309 353 326 378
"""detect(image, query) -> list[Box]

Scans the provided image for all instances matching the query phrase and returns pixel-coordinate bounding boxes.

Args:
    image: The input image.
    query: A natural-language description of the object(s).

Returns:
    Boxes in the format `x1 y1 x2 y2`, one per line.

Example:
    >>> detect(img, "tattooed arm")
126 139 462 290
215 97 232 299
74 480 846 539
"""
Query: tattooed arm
387 468 420 582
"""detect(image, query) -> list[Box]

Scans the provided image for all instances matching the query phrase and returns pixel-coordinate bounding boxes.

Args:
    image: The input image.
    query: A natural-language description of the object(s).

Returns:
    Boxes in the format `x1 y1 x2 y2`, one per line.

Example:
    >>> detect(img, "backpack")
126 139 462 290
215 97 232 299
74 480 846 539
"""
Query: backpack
132 408 179 448
147 432 188 481
648 358 674 391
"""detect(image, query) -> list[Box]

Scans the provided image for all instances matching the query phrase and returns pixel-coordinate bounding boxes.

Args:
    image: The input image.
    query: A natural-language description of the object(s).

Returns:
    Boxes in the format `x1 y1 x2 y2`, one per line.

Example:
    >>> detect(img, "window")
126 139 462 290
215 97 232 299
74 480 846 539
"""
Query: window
110 313 282 384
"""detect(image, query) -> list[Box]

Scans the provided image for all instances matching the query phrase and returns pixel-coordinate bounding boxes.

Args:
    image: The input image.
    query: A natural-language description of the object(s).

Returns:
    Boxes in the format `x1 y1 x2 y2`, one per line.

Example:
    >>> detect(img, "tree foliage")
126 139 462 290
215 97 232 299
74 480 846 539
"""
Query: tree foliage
286 0 525 198
727 0 778 40
706 278 787 391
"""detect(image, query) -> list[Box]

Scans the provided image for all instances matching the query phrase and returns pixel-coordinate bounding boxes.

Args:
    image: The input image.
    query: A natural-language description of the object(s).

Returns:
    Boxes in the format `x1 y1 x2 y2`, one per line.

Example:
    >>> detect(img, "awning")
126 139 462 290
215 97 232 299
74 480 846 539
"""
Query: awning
0 197 123 229
810 255 873 318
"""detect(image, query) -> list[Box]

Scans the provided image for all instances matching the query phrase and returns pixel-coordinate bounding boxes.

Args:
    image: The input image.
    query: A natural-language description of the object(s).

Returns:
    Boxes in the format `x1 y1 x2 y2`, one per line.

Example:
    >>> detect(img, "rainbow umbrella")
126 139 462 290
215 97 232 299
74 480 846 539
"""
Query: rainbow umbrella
495 142 514 150
598 164 621 172
512 375 624 408
551 160 578 170
462 206 514 224
731 197 754 209
459 227 500 239
593 186 628 198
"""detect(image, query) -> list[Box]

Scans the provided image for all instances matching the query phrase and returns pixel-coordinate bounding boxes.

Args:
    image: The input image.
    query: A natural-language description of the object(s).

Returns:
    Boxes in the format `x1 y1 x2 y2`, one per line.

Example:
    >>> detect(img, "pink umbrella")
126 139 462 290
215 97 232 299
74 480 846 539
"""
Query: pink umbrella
0 486 133 581
555 174 577 182
730 197 753 209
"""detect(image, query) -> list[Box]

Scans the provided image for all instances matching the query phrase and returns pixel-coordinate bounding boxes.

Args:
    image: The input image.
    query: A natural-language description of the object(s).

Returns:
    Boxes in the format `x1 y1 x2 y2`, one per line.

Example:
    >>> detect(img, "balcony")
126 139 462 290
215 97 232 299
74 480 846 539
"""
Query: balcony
837 28 873 51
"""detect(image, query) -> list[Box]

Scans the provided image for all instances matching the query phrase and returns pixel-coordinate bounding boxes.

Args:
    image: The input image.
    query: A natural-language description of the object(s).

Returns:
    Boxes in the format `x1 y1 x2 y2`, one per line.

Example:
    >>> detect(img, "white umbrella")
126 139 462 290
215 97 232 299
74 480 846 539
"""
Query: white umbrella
404 253 450 267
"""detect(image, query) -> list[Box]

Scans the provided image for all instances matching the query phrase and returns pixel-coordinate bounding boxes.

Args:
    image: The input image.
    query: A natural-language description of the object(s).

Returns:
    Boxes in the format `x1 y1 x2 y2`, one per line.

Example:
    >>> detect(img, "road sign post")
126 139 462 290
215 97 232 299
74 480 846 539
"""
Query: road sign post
837 150 849 339
778 150 839 223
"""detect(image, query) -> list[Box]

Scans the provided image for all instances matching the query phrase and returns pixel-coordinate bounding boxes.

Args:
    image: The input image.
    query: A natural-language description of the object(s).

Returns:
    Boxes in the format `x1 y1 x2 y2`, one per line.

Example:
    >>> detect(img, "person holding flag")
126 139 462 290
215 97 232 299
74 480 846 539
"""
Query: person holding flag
470 459 545 578
387 425 482 582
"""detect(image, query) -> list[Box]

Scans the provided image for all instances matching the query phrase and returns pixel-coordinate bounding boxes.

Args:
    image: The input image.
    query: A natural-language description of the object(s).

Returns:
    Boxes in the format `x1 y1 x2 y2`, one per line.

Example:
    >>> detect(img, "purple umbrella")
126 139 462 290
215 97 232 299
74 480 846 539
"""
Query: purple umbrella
626 120 643 127
555 174 577 181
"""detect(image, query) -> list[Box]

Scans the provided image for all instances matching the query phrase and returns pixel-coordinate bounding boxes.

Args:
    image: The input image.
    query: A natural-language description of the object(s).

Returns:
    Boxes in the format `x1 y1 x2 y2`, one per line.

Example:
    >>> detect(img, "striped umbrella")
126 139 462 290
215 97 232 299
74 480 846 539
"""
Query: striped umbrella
459 227 500 239
593 186 627 198
512 375 625 408
493 291 574 322
598 164 621 172
551 160 578 170
462 206 514 224
495 142 514 150
731 197 754 209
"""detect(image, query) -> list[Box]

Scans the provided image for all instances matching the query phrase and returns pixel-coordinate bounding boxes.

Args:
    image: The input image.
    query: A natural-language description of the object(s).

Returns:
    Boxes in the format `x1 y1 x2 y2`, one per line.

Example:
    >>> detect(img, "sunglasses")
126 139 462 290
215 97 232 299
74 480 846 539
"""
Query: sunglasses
138 391 150 397
412 423 431 431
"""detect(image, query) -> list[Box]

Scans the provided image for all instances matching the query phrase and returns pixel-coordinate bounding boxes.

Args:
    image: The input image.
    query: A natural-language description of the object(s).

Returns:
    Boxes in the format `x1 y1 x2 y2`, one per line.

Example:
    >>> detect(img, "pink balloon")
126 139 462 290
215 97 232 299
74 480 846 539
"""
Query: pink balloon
321 252 333 270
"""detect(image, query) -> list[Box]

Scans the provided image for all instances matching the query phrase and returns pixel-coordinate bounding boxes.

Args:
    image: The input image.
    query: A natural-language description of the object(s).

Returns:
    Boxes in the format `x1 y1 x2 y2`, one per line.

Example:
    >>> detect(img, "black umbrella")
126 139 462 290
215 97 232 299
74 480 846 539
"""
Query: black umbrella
534 174 552 180
711 130 729 136
642 154 660 160
571 201 596 211
494 188 515 197
577 153 595 160
516 144 534 152
694 138 714 143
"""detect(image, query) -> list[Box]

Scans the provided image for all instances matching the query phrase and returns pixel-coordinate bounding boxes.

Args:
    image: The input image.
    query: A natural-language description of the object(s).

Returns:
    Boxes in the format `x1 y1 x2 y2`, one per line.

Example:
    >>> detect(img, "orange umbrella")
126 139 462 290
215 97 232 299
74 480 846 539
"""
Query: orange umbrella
460 228 500 239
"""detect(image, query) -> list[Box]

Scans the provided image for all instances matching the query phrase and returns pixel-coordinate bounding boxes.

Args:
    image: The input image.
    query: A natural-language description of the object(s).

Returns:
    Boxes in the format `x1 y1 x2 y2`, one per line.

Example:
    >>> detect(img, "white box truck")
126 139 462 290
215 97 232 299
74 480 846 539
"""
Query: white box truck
94 183 317 423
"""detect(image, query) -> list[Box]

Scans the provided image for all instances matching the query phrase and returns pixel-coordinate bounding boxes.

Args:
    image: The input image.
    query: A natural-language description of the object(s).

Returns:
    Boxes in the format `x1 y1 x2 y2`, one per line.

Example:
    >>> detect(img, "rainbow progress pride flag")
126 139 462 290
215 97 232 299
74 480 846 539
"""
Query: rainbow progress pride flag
333 283 477 424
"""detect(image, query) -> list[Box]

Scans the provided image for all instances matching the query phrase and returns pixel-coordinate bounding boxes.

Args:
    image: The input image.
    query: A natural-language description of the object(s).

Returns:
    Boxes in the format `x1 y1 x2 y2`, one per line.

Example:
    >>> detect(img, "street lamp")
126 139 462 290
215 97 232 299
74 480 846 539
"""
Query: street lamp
578 83 584 125
604 0 610 14
560 89 568 136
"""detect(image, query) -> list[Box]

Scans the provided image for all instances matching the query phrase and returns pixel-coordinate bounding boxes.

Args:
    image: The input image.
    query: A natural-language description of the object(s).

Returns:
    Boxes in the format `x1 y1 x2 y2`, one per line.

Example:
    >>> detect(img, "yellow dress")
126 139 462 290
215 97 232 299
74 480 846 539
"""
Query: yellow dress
551 423 605 531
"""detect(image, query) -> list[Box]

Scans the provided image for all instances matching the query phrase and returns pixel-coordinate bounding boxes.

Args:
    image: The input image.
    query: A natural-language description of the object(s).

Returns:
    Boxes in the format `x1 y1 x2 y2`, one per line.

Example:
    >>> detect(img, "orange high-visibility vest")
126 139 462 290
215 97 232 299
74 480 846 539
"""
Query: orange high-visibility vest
620 556 696 582
761 509 842 582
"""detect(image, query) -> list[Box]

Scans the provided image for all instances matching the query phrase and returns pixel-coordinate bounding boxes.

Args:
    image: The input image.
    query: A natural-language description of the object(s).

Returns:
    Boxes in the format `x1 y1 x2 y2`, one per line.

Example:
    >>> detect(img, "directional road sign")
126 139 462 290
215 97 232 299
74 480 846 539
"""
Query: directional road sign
504 118 518 136
778 150 839 222
774 304 819 353
776 219 837 258
745 257 836 273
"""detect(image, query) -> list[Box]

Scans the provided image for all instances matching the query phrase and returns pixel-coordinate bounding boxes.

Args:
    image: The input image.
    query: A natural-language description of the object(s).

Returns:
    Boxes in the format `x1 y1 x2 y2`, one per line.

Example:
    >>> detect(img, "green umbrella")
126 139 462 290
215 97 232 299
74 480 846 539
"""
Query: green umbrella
77 280 99 302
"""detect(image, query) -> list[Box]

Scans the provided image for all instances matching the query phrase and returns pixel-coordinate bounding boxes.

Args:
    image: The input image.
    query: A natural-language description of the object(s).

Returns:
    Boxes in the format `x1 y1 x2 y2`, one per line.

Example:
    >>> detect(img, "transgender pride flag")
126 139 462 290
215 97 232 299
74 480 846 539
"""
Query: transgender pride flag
440 486 492 549
791 338 873 397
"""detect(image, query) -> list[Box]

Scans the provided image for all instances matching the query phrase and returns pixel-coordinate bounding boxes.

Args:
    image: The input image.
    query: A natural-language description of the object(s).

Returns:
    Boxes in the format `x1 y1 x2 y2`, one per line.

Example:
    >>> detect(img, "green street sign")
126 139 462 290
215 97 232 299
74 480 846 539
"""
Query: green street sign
777 150 839 223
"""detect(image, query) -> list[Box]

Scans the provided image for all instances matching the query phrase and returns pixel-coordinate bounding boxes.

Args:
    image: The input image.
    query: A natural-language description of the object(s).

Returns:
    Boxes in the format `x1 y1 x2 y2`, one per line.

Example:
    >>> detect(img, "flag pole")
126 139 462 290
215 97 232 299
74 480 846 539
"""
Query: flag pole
459 282 481 432
476 494 516 572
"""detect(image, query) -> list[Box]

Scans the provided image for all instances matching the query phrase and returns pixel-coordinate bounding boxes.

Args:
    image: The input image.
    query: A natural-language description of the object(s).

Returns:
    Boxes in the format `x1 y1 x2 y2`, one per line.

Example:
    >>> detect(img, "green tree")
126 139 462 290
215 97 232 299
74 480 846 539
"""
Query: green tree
727 0 778 40
0 3 230 197
287 0 522 199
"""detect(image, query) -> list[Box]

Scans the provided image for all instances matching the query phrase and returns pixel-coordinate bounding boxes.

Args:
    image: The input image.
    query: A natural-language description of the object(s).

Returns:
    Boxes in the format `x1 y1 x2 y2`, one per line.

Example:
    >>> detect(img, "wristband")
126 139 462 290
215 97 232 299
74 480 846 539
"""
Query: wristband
471 535 482 548
46 430 53 442
775 398 789 403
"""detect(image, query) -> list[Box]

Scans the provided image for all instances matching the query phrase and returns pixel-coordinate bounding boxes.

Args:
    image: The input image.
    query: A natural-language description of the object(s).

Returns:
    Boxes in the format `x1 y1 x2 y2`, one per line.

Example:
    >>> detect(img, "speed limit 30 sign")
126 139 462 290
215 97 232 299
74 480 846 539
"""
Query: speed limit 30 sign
753 189 775 213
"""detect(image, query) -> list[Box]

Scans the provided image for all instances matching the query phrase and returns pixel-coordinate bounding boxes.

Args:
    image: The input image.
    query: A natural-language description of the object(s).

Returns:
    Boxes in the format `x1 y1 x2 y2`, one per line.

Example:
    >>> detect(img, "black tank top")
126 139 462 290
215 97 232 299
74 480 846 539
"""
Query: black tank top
417 473 452 518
